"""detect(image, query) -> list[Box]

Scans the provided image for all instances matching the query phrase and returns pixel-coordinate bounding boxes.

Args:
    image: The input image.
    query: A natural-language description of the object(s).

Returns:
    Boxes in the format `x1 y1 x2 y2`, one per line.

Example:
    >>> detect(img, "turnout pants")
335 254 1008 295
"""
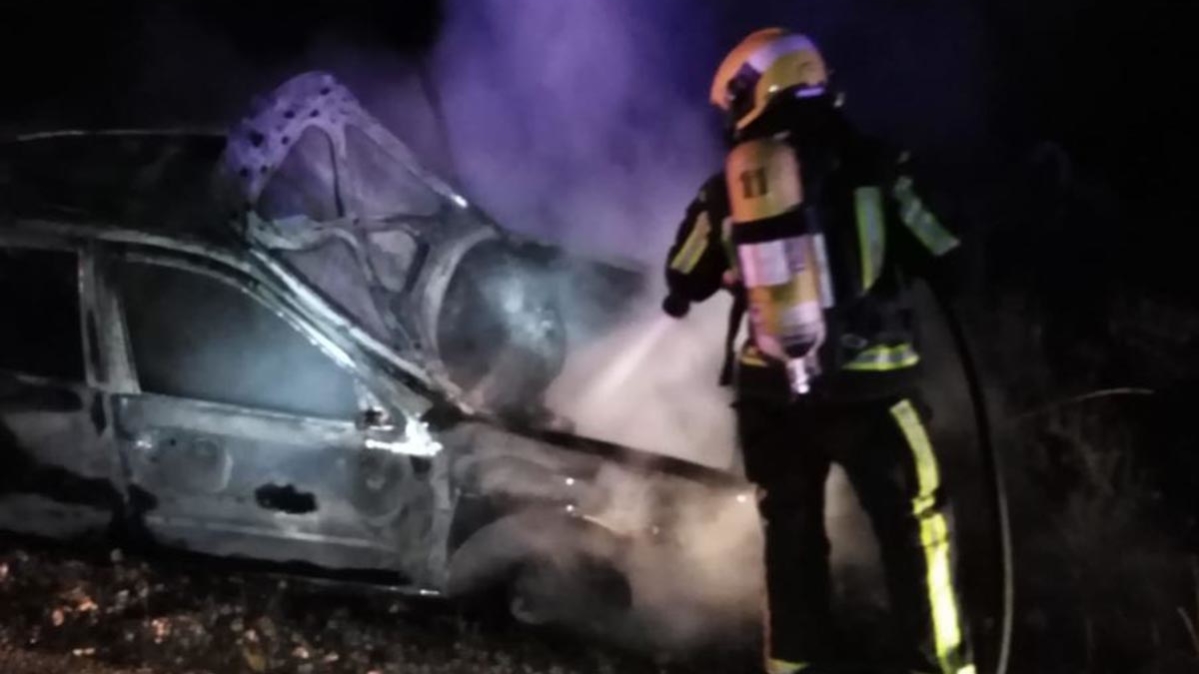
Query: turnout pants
737 394 974 674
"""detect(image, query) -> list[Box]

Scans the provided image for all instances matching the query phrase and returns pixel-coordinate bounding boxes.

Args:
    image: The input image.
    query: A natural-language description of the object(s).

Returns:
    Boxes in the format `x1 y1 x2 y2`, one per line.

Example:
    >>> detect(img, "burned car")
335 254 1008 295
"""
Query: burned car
0 73 760 641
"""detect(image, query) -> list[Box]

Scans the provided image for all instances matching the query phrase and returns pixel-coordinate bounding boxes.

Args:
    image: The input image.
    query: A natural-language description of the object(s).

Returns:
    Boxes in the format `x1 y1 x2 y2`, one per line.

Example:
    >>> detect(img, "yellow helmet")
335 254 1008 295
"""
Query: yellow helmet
710 28 829 131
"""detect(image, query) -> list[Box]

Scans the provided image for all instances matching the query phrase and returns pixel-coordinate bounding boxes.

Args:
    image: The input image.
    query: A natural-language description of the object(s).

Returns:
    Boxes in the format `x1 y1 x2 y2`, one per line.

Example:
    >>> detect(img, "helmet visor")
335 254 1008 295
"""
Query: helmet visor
725 64 762 126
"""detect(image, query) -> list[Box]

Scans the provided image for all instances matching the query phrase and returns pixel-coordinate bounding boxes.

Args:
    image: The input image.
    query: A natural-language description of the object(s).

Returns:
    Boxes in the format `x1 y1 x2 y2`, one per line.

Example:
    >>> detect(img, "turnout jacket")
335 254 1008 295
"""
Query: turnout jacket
665 113 961 403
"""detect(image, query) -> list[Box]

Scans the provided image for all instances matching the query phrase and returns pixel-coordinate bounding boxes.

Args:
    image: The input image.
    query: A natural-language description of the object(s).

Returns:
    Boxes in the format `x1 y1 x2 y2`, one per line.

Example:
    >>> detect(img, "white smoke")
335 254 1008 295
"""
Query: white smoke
547 297 739 469
415 1 891 623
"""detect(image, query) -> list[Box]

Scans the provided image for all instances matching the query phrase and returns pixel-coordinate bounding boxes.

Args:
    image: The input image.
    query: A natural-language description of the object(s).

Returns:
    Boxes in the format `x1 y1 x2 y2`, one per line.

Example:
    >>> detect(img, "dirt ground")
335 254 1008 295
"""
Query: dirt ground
0 541 734 674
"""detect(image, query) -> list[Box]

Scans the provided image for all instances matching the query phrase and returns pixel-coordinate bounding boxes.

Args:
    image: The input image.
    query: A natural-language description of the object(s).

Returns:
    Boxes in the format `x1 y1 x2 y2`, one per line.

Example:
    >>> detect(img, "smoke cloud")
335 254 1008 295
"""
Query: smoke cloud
410 1 733 467
406 2 903 632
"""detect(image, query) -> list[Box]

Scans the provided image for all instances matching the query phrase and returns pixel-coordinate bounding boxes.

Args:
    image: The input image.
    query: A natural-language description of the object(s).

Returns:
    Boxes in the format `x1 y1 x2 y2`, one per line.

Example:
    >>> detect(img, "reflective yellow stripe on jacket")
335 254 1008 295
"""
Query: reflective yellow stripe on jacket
739 342 920 372
853 186 886 291
892 176 960 257
669 211 713 274
843 343 920 372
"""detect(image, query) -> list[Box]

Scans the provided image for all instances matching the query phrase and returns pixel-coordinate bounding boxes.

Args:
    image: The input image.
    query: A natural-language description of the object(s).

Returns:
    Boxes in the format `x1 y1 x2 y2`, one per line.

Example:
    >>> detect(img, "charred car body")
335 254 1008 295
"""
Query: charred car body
0 73 759 640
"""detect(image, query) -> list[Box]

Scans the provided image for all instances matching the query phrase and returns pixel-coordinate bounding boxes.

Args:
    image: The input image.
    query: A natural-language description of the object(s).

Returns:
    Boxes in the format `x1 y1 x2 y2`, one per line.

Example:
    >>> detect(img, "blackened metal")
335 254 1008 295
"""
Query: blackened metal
421 400 464 431
0 377 83 412
410 456 432 478
255 484 319 514
499 424 745 489
0 439 122 510
128 485 160 513
86 311 105 382
90 391 107 434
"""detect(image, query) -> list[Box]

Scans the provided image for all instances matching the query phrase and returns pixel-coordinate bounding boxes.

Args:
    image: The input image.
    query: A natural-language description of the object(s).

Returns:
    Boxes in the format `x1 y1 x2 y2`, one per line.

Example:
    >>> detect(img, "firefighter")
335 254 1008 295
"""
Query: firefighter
662 29 975 674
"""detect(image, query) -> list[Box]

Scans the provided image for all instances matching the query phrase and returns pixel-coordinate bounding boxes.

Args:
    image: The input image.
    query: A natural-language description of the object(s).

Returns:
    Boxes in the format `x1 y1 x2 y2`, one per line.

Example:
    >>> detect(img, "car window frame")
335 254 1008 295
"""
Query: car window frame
3 221 445 424
0 234 101 388
97 243 375 422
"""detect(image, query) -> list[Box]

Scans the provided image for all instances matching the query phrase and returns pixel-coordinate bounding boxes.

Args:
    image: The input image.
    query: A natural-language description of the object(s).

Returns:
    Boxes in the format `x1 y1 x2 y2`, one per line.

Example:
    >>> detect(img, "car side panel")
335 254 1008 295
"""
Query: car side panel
113 394 438 578
0 373 120 538
0 241 123 540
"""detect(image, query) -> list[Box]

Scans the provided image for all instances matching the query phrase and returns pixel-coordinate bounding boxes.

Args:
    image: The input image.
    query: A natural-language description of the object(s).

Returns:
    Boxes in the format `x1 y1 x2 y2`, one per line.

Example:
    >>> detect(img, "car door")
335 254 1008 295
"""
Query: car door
100 248 438 581
0 241 124 538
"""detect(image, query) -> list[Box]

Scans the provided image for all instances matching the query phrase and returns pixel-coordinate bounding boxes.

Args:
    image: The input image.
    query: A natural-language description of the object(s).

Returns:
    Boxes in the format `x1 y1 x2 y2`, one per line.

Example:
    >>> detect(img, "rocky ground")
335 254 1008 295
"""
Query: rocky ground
0 540 731 674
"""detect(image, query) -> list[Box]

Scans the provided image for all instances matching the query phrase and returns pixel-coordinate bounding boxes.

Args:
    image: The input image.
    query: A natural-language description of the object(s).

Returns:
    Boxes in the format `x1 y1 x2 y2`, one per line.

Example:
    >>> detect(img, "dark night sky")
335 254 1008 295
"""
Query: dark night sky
3 2 1187 160
1 0 1193 276
3 0 1188 168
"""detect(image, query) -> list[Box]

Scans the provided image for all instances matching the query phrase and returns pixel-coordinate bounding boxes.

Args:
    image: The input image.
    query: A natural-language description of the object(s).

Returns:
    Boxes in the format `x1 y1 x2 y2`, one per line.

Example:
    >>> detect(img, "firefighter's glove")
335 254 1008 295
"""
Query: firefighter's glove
662 293 691 319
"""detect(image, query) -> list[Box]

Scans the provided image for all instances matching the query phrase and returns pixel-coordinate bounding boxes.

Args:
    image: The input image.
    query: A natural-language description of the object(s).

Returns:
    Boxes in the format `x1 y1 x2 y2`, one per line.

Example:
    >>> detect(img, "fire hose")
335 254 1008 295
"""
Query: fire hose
929 282 1013 674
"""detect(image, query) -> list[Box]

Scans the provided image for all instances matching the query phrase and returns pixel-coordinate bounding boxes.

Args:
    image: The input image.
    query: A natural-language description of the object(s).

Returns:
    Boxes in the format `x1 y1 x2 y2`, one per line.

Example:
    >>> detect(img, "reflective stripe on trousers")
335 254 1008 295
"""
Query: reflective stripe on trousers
890 399 972 674
767 659 811 674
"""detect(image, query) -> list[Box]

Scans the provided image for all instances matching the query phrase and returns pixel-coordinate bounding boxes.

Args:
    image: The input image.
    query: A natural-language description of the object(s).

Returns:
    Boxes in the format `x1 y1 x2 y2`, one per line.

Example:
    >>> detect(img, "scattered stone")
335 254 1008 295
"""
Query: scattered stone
150 617 171 644
242 643 267 673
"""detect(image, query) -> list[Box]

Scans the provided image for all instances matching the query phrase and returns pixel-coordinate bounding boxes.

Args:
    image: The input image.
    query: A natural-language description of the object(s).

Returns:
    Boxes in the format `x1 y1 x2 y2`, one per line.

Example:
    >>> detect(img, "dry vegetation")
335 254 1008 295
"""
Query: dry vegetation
0 542 715 674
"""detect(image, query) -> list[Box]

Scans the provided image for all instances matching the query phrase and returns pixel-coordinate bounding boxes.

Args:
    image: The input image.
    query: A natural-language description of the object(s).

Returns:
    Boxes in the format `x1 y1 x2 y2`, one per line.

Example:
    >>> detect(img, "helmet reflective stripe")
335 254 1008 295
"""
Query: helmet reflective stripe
745 33 821 77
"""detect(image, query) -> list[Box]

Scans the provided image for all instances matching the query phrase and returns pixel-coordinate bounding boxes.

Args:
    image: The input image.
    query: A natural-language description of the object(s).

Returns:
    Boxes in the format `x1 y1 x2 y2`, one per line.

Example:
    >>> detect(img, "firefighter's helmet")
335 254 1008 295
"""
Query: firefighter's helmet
710 28 829 132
